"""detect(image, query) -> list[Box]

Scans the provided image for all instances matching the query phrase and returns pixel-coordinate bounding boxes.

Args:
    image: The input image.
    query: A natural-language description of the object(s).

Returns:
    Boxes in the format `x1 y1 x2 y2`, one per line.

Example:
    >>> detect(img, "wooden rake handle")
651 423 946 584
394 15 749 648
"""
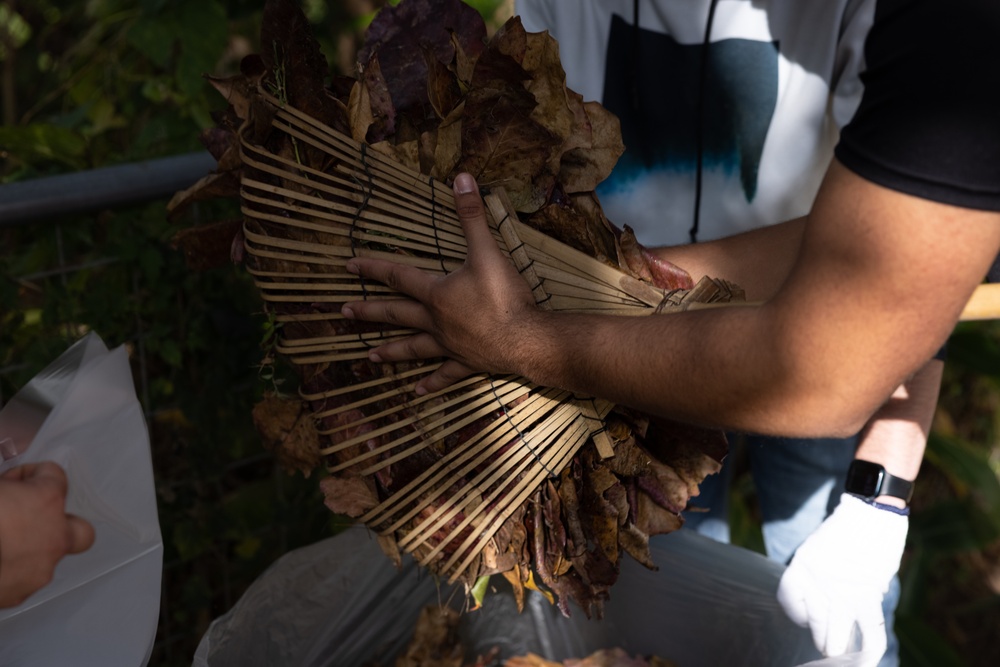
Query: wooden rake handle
961 283 1000 321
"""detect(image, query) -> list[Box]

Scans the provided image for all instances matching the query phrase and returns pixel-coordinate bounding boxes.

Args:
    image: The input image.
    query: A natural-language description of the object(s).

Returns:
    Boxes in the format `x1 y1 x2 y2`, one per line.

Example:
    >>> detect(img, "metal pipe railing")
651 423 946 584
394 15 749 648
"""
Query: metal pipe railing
0 151 216 226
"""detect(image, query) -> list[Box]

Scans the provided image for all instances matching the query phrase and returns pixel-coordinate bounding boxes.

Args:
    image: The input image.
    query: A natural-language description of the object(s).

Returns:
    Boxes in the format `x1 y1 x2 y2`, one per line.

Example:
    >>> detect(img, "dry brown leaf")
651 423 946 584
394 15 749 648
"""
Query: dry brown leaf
563 648 675 667
207 74 255 123
426 45 463 119
618 227 694 291
393 606 463 667
482 536 519 575
377 532 403 570
522 30 578 173
458 19 558 211
582 461 621 565
251 393 321 476
360 0 485 136
170 217 244 271
602 435 651 478
319 474 379 517
501 565 526 613
449 30 477 86
637 458 694 516
371 138 421 172
259 0 344 132
167 172 240 221
645 419 727 501
361 54 396 144
505 655 562 667
559 101 624 193
348 79 374 142
618 522 657 570
432 101 465 180
634 489 684 537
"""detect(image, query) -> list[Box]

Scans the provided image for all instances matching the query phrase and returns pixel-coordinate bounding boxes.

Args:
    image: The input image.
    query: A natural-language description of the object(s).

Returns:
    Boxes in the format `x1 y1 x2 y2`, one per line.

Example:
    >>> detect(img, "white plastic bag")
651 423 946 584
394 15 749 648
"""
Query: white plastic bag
194 524 873 667
0 332 163 667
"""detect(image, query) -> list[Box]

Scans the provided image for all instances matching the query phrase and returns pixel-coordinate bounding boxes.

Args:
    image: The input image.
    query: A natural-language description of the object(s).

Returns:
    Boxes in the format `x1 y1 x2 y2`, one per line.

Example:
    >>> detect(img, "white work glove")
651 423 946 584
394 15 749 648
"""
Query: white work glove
777 493 907 665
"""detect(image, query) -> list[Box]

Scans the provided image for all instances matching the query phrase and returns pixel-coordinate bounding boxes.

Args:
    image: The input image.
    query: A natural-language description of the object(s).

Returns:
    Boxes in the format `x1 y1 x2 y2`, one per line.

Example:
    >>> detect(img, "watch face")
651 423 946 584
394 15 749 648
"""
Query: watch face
847 461 884 497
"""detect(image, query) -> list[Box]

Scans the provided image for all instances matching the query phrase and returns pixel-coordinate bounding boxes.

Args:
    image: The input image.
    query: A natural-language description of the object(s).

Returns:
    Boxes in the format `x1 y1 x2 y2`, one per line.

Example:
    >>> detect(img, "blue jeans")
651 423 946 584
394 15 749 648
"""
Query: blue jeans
683 433 900 667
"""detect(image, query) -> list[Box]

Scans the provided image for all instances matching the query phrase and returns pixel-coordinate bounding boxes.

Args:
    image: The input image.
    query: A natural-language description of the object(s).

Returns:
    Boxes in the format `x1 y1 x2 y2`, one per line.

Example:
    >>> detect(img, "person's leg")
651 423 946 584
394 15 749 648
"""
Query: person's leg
878 574 901 667
747 434 857 565
681 440 737 543
683 434 855 555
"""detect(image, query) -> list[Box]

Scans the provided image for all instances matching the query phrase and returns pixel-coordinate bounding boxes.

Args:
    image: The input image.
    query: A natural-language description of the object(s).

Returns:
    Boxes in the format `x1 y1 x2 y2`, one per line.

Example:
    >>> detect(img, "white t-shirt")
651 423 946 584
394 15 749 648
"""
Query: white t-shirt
516 0 875 246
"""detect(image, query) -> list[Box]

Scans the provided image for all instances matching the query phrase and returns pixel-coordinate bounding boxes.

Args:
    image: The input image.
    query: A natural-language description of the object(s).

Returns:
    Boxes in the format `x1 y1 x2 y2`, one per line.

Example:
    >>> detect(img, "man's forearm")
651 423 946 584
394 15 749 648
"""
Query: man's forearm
515 299 879 438
855 359 943 506
650 217 807 301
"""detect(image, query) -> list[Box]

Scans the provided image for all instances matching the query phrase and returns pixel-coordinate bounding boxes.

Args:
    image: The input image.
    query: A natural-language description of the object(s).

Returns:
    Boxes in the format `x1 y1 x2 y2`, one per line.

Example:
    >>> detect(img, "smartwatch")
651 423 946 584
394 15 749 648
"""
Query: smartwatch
845 459 914 504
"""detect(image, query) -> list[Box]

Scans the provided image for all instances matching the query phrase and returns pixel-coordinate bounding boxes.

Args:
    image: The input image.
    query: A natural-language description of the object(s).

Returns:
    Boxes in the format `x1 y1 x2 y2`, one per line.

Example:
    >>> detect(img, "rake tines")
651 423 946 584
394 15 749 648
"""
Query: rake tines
238 91 733 581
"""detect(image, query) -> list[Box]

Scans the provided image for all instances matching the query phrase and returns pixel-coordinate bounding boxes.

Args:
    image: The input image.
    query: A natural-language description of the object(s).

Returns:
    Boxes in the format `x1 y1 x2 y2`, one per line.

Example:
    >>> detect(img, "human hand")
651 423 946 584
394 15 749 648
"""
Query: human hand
342 172 538 394
777 493 906 665
0 461 96 608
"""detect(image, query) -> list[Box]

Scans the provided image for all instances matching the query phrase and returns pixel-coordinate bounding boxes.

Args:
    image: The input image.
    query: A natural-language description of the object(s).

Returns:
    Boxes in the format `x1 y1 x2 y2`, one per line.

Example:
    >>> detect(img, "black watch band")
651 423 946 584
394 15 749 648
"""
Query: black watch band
845 459 914 504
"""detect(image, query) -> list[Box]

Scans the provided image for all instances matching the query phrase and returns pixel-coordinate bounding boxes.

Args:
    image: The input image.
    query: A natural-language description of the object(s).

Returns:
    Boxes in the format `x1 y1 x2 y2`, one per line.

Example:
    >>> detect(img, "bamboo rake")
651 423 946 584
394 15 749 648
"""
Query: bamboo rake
238 92 734 582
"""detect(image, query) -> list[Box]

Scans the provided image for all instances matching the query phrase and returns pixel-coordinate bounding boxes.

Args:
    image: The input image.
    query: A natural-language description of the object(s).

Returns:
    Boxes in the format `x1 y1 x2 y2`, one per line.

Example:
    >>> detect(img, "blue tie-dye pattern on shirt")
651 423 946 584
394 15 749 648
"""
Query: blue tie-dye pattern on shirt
599 13 778 202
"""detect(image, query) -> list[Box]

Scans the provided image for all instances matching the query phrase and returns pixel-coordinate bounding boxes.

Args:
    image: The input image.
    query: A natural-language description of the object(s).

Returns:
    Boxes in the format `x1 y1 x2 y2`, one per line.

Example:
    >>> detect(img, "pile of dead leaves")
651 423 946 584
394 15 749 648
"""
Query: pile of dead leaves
504 650 677 667
169 0 726 617
377 604 677 667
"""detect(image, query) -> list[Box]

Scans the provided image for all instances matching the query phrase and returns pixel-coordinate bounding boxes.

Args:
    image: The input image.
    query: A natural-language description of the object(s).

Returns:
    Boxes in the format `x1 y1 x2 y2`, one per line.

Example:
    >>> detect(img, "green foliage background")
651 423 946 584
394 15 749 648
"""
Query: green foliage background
1 1 998 665
0 1 508 664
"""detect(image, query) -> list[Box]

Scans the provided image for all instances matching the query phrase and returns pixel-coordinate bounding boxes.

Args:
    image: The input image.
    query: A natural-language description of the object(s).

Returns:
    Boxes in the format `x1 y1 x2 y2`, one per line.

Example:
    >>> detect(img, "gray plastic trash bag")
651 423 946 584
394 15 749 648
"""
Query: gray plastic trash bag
194 524 872 666
0 333 162 666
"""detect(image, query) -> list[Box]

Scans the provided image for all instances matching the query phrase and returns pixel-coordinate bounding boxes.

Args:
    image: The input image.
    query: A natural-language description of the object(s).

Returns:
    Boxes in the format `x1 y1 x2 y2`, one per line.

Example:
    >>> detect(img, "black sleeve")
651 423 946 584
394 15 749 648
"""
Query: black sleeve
835 0 1000 212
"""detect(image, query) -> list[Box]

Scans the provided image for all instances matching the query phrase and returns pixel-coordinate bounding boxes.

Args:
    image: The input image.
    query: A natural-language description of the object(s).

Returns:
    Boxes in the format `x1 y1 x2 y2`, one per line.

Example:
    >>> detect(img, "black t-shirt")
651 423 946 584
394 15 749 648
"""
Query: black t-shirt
836 0 1000 212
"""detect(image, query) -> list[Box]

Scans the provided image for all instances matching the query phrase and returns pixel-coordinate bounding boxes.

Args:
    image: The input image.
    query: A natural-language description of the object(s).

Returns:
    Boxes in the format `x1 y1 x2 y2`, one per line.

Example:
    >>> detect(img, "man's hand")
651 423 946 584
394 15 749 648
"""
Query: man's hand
0 461 96 608
342 173 538 395
777 493 906 665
